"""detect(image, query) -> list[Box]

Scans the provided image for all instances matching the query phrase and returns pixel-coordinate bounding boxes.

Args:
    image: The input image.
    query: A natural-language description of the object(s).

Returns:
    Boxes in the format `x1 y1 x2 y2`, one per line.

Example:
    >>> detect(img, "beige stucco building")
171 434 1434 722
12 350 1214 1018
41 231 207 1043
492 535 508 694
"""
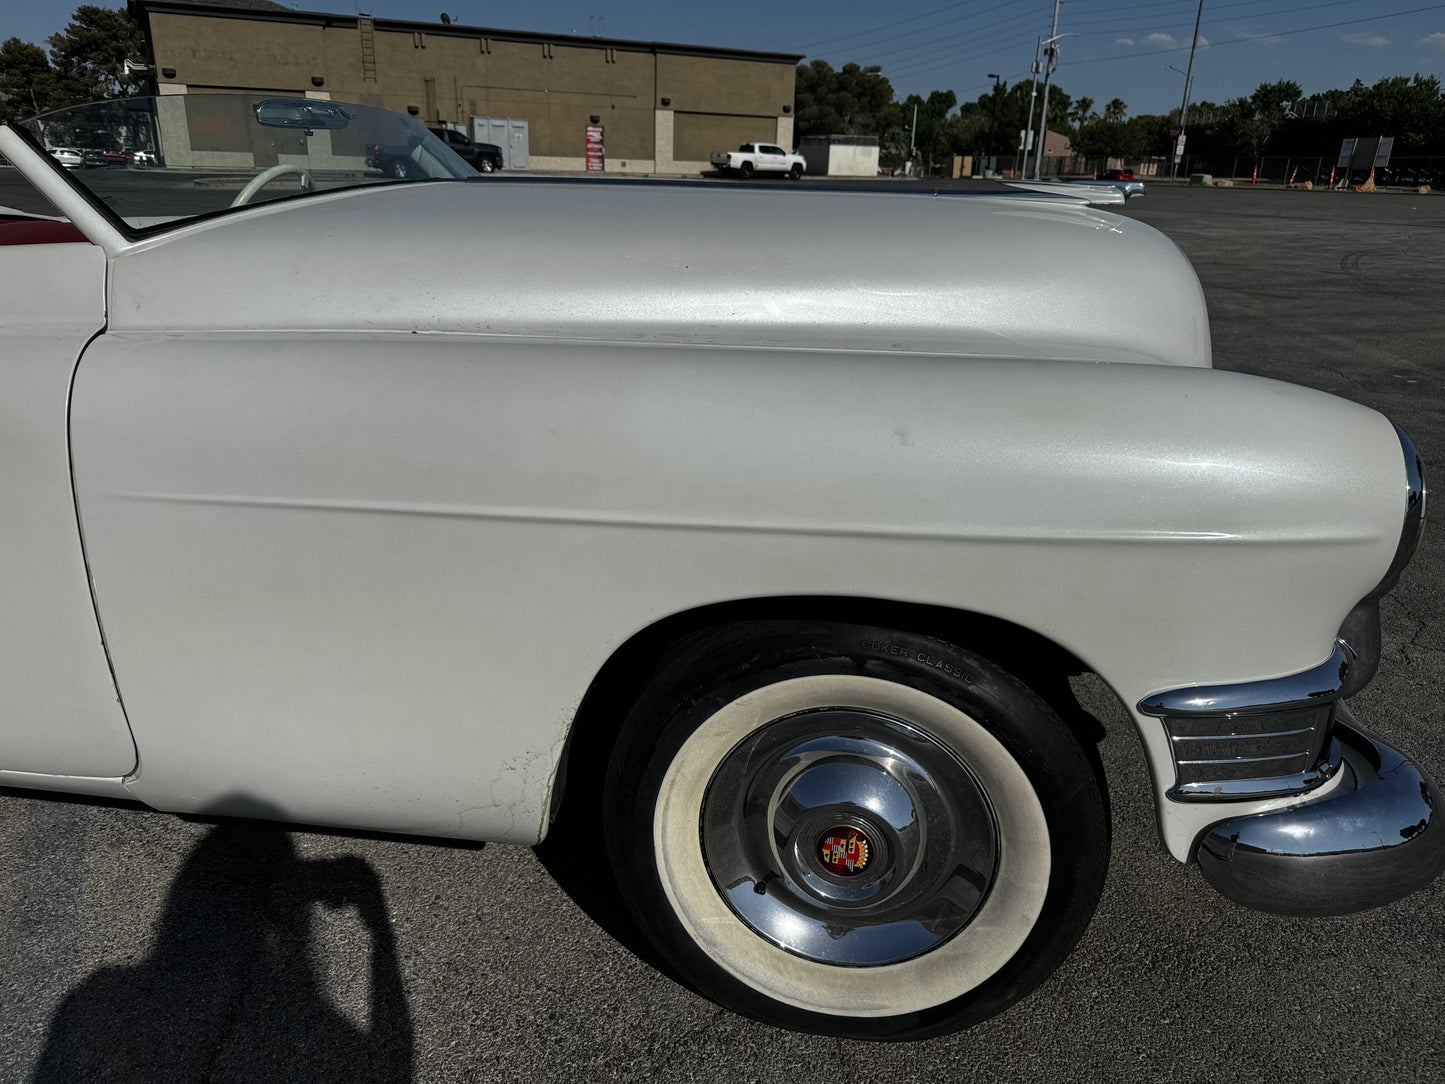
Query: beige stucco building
130 0 801 173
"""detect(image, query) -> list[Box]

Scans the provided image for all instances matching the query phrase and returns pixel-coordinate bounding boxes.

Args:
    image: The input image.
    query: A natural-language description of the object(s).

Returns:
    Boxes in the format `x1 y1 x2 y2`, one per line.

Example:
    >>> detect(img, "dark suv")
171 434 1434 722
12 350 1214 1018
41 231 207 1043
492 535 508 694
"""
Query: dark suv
428 127 504 173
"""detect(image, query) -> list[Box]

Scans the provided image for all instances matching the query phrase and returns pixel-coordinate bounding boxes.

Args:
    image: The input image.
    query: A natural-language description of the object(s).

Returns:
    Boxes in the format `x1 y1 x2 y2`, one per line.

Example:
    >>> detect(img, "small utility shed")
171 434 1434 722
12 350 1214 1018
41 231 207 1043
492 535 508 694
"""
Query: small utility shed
798 135 880 177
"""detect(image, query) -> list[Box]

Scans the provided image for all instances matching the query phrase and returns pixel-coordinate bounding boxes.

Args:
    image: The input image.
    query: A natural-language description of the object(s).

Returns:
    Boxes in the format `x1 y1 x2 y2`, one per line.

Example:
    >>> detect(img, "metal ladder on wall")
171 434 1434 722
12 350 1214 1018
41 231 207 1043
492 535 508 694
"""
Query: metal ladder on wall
359 16 377 82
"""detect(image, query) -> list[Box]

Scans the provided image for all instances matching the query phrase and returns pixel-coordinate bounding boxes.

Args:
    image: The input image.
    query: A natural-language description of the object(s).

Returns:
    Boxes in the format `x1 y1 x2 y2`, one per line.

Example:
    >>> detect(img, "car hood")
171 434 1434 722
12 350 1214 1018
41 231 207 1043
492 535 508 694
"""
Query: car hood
109 179 1211 366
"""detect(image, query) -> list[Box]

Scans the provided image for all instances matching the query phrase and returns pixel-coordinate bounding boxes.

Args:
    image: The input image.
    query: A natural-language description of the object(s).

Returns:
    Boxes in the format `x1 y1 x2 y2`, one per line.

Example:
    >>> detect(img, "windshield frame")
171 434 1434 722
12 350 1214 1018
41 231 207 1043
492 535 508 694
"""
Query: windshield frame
8 96 477 243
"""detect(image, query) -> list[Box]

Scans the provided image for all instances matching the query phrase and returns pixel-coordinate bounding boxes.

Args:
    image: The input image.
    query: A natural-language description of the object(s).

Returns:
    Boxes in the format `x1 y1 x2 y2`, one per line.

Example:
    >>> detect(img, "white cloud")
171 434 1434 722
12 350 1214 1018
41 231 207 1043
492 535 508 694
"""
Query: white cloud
1115 37 1135 46
1422 32 1445 52
1141 31 1209 49
1341 31 1393 47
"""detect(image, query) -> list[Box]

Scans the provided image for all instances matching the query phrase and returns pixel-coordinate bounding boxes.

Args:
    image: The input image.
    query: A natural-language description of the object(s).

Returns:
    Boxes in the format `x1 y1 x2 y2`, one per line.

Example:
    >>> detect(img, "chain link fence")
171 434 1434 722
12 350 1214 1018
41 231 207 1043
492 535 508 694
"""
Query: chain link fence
1061 154 1443 187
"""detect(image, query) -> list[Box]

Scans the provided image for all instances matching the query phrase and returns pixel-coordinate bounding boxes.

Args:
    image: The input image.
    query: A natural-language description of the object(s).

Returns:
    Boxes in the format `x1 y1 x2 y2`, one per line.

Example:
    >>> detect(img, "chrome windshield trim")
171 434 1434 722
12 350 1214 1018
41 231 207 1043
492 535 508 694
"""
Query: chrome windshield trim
1138 641 1352 718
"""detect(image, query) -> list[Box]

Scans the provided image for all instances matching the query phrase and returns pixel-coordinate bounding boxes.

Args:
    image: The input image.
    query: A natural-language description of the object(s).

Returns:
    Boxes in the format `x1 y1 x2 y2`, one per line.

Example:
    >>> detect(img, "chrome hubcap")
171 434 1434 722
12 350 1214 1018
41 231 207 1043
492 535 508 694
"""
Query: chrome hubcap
699 707 998 966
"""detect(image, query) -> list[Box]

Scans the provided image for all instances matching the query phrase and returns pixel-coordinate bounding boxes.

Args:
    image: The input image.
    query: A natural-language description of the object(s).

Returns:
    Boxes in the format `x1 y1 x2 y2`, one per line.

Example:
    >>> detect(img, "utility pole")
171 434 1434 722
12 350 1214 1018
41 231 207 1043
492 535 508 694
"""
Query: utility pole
1033 0 1063 180
1021 38 1042 180
1172 0 1204 179
988 73 1003 175
909 102 918 176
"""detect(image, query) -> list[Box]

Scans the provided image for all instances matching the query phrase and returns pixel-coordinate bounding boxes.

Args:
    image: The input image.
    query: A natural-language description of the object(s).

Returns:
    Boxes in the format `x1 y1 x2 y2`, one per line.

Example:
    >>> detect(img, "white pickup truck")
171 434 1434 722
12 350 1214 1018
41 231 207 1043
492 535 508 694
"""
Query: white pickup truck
710 142 807 179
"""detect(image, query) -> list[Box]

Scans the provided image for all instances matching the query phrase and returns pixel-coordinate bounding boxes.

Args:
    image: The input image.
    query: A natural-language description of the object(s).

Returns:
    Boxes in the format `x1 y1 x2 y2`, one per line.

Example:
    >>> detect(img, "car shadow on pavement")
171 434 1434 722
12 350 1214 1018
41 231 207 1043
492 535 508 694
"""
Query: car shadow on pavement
32 798 414 1084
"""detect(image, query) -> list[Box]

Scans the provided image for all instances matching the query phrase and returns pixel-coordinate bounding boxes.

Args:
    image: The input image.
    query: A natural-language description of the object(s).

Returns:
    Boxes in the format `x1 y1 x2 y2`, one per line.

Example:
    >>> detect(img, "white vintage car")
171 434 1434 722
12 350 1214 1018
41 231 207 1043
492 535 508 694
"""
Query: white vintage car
1 96 1438 1040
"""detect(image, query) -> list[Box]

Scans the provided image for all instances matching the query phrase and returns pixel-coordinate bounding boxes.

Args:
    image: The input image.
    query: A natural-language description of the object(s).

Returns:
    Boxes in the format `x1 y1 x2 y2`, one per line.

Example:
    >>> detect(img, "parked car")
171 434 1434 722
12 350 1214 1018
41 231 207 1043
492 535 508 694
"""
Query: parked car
366 125 477 179
0 95 1439 1041
427 126 504 172
710 142 807 179
45 145 83 169
1100 168 1135 180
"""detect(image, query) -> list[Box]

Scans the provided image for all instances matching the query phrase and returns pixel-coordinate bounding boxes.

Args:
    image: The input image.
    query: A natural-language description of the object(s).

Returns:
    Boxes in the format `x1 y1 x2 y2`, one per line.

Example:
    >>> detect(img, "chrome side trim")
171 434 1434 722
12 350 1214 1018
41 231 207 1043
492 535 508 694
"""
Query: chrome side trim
1195 707 1445 916
1138 642 1351 717
1171 738 1342 800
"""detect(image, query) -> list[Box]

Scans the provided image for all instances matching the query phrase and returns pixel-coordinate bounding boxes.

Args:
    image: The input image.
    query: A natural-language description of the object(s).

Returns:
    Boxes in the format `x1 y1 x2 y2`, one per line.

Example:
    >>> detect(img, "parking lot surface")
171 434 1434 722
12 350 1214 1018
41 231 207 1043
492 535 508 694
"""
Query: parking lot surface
3 185 1444 1083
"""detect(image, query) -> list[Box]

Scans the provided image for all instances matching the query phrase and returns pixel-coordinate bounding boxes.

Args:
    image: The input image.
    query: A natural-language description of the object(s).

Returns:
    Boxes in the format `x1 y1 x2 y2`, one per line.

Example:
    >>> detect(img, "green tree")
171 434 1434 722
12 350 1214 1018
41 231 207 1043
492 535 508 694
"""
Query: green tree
1103 97 1127 123
1040 86 1073 140
1221 79 1302 160
1072 119 1143 160
0 37 60 122
1345 74 1444 150
794 59 895 139
1069 96 1095 129
48 4 144 102
902 88 958 168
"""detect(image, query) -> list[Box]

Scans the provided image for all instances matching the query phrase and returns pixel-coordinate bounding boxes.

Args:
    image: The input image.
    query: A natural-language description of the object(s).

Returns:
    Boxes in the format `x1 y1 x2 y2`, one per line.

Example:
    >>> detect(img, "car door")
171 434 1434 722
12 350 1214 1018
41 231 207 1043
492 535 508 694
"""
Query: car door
0 205 137 781
761 145 785 172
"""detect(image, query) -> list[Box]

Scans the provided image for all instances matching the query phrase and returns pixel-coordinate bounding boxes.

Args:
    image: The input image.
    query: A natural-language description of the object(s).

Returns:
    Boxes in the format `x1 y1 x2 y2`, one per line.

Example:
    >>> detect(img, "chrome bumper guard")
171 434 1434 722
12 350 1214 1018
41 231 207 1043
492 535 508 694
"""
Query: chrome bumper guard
1139 643 1351 801
1195 706 1445 916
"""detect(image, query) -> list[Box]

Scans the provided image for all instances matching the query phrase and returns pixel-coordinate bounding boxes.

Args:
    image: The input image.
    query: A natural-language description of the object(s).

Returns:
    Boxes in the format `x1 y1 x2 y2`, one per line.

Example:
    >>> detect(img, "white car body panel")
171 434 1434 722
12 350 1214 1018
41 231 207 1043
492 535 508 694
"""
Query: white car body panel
69 330 1400 855
101 182 1211 367
0 243 136 779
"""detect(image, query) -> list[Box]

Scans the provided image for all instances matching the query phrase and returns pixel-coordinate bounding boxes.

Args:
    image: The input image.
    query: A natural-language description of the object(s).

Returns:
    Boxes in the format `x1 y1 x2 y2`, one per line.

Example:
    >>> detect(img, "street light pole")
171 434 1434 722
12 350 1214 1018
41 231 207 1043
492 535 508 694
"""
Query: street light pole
1171 0 1205 179
1033 0 1063 180
1021 38 1042 180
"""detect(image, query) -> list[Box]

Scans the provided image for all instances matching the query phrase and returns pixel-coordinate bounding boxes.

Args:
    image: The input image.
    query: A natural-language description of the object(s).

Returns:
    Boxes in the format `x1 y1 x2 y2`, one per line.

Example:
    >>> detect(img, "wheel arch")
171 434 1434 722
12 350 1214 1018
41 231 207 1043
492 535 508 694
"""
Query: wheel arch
547 594 1115 832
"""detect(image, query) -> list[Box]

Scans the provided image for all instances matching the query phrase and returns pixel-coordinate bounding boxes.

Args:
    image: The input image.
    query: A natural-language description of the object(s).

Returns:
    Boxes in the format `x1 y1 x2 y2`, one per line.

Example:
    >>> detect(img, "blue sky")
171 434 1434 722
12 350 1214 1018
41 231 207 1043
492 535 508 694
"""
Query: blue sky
8 1 1445 115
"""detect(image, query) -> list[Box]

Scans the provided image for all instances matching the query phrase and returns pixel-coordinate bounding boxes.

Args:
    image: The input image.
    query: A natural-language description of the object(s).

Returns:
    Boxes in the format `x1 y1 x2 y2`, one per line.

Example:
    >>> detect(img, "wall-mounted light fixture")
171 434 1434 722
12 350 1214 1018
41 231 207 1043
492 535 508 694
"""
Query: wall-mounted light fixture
782 104 792 114
311 75 325 87
660 97 671 107
590 114 600 124
407 105 420 115
161 66 176 79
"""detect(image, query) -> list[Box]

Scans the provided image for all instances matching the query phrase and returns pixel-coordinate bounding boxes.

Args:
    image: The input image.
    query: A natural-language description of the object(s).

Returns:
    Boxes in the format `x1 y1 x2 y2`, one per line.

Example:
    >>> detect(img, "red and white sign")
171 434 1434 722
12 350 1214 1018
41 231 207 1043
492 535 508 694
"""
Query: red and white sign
585 124 604 172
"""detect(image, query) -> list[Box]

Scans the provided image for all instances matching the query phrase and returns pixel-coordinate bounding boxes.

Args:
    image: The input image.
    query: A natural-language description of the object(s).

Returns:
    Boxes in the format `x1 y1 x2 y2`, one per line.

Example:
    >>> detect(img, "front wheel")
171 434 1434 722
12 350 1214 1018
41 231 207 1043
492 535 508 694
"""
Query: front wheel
477 157 496 173
604 621 1108 1039
789 163 804 179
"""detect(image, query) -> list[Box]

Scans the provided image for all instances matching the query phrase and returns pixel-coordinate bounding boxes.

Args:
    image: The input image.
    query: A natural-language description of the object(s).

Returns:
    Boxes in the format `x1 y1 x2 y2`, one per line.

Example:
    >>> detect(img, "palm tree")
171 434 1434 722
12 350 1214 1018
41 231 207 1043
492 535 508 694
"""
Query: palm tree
1103 98 1127 123
1070 96 1096 128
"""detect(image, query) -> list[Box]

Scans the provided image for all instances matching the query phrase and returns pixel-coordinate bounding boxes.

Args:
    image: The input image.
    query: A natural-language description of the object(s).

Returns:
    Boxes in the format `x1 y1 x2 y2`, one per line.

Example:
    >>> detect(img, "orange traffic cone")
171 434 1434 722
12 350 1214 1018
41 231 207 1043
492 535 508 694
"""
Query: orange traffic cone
1251 164 1258 185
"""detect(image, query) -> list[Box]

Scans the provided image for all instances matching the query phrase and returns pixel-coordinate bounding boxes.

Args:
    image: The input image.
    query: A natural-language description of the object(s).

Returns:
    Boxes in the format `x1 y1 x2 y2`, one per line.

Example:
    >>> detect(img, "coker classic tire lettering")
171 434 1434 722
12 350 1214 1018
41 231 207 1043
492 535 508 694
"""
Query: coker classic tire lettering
604 621 1109 1039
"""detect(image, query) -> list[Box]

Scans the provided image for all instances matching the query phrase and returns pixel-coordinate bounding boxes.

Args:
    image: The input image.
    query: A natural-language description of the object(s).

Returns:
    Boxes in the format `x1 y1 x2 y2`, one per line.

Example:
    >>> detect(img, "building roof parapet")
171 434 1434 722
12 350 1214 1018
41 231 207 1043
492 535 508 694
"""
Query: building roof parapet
129 0 805 64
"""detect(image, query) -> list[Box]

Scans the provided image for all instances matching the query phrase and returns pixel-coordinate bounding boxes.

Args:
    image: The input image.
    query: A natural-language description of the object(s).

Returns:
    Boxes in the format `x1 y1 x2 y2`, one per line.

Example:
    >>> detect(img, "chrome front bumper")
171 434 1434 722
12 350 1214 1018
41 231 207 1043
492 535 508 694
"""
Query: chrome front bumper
1195 706 1445 915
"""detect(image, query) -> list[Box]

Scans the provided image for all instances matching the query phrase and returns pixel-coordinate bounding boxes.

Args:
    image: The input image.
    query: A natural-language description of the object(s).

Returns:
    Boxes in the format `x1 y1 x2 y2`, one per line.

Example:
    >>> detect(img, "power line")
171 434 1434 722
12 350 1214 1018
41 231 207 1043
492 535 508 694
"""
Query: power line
1064 2 1445 66
879 0 1434 85
1072 0 1364 37
859 11 1043 66
884 19 1050 78
886 29 1043 78
798 2 1034 61
796 1 971 51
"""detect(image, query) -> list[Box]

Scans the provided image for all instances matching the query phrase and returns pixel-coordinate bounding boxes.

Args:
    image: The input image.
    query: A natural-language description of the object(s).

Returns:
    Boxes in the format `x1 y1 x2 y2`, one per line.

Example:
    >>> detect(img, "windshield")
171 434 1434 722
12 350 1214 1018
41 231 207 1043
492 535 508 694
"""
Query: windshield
17 95 475 234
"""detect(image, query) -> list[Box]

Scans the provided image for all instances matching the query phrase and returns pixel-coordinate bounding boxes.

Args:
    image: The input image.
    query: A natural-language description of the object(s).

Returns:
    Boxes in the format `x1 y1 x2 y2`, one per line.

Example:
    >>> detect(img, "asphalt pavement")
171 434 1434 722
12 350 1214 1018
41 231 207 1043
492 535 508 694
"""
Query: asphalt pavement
2 183 1444 1083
